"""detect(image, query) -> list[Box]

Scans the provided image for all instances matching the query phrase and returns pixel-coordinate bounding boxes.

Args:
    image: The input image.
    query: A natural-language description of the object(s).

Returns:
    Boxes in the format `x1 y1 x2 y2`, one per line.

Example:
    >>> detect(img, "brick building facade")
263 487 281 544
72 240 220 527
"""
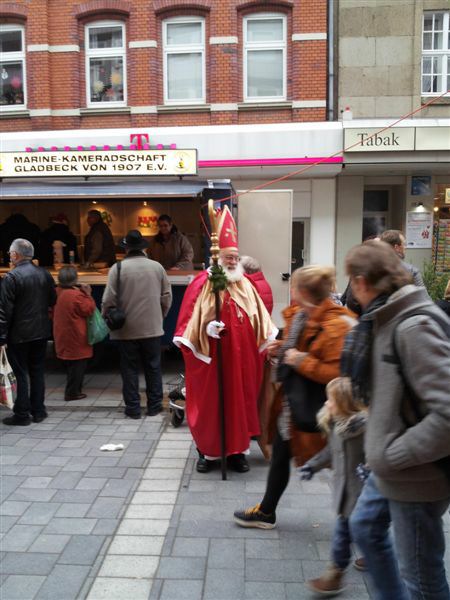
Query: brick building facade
1 0 329 133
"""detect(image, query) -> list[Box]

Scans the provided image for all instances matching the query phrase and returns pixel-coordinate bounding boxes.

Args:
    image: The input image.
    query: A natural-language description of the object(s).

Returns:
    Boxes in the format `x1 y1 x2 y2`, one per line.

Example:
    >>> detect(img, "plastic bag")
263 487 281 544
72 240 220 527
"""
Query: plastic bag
87 308 109 346
0 347 17 409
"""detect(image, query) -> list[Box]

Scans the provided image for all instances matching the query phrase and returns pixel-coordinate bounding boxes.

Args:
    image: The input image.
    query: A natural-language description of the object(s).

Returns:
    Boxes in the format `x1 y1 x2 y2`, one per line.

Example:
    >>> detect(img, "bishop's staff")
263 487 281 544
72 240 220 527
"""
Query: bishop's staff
208 199 227 481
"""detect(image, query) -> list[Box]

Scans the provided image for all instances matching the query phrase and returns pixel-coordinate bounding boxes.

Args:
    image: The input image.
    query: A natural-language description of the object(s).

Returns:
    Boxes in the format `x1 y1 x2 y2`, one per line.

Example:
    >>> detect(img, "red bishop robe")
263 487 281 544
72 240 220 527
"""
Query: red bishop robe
174 271 277 458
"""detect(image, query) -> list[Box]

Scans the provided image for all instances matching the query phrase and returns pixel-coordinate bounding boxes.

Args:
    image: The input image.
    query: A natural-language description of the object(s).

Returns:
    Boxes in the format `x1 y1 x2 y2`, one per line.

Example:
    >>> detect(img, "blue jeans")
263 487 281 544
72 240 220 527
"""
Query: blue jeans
331 515 352 569
349 473 409 600
389 497 450 600
118 337 162 416
7 340 48 420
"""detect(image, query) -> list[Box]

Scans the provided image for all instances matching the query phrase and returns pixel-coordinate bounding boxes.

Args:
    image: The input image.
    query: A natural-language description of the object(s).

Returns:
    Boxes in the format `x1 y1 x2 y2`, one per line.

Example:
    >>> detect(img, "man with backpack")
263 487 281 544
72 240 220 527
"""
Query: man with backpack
344 240 450 600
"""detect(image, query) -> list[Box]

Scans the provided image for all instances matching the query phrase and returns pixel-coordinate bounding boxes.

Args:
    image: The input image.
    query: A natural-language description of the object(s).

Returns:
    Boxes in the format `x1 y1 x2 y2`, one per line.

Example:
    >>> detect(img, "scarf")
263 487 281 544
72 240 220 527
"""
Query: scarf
276 309 308 382
340 294 388 405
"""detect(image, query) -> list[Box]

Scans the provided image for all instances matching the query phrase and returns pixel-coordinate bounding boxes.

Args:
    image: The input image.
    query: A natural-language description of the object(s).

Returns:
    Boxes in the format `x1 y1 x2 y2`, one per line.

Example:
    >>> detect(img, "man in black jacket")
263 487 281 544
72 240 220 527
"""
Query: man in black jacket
0 239 56 426
84 210 116 267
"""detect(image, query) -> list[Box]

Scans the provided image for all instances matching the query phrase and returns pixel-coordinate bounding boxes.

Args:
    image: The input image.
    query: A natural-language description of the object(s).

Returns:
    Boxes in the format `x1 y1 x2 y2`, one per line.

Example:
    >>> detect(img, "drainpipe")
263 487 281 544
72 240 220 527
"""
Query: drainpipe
327 0 336 121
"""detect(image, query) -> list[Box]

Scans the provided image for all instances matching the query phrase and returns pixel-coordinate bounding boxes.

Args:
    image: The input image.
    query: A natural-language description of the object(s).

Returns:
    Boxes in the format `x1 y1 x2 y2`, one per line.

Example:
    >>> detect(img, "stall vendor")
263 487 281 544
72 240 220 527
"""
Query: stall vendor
84 210 116 267
148 214 194 270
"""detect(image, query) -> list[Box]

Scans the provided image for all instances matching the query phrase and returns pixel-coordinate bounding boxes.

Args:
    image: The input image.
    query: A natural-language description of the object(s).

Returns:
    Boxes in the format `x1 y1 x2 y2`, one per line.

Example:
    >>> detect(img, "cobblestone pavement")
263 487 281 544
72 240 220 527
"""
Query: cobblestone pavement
1 369 449 600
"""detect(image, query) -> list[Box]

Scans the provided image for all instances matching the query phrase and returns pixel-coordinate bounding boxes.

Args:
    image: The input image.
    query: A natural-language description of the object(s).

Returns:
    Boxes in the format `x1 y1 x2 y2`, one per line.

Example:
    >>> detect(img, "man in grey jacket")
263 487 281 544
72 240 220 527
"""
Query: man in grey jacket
380 229 425 287
102 230 172 418
346 241 450 600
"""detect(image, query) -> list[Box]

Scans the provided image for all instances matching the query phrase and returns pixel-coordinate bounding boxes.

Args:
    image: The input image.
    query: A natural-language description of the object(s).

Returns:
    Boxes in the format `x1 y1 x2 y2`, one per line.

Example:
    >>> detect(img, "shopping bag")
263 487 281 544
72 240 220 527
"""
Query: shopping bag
0 346 17 409
87 308 109 346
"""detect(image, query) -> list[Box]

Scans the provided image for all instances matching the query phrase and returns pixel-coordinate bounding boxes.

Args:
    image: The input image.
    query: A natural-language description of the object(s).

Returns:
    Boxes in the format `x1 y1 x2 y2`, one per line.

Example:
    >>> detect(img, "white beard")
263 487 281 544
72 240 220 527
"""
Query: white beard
219 260 244 283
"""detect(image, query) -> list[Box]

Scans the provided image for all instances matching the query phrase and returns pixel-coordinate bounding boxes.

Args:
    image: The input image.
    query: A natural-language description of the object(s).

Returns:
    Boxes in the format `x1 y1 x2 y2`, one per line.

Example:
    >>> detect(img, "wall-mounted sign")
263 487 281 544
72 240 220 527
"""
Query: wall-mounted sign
0 149 198 178
345 128 415 152
406 210 433 249
445 188 450 204
415 127 450 151
411 176 432 196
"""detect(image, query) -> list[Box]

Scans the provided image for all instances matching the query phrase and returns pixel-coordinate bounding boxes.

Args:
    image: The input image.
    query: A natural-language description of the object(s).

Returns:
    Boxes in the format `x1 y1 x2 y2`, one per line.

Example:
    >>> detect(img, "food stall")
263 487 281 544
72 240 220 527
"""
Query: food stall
0 147 234 344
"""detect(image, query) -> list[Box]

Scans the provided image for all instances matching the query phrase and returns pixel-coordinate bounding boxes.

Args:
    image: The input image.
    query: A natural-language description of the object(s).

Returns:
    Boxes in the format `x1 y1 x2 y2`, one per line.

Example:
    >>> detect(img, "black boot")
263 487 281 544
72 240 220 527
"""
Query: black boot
196 450 211 473
228 453 250 473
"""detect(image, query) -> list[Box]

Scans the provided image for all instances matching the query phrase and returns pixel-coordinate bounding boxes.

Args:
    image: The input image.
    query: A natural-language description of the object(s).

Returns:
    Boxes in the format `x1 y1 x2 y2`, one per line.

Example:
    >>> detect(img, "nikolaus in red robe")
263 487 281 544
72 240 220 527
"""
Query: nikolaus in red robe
174 270 277 458
173 205 277 459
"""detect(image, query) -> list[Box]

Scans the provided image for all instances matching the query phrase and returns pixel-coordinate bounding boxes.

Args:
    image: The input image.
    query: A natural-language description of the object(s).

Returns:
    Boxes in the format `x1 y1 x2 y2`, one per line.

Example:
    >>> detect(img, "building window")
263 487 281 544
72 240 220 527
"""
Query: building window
163 17 205 104
422 11 450 95
363 190 390 241
243 13 286 102
85 21 126 106
0 25 26 108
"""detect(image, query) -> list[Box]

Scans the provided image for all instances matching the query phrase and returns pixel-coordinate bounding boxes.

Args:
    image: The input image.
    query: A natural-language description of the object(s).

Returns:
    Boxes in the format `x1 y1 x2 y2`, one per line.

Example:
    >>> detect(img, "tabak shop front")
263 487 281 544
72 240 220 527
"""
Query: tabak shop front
0 122 343 327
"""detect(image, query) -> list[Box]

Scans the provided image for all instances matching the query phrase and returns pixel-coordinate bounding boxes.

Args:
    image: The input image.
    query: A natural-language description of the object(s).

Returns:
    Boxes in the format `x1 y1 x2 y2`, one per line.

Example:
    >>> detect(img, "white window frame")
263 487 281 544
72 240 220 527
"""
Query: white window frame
243 12 287 103
0 24 26 110
85 20 126 107
421 11 449 96
163 16 205 105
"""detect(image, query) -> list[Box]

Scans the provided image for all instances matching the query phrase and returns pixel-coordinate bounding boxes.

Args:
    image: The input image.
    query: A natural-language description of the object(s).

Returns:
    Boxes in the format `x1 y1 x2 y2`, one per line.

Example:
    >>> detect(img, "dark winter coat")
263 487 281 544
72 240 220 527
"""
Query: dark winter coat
84 221 116 266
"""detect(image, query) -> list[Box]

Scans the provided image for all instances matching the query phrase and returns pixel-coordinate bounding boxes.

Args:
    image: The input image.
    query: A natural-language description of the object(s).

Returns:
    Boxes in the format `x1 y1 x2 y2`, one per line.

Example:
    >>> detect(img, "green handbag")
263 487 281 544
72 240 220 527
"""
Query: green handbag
87 308 109 345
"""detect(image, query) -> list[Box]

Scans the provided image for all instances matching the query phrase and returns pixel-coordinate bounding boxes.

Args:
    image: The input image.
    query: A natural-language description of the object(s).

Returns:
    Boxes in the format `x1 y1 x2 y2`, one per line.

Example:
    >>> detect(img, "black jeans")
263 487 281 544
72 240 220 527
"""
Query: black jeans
64 359 88 398
260 430 292 514
7 339 48 420
118 337 163 417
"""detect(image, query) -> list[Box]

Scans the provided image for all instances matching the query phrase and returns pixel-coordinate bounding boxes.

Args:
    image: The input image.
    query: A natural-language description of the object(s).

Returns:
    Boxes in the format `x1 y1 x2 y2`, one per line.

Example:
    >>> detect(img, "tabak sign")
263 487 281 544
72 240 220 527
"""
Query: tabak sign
0 147 197 178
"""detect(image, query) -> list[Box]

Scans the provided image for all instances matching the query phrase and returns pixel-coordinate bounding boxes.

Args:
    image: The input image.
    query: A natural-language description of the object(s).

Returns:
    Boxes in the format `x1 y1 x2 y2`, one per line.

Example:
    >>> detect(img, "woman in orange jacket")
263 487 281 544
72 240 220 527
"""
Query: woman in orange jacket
234 265 356 529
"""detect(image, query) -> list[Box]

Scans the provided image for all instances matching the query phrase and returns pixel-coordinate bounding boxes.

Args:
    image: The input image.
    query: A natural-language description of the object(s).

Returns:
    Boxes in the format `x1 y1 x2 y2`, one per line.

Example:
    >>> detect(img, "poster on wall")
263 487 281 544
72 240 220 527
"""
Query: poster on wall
411 176 432 196
406 211 433 249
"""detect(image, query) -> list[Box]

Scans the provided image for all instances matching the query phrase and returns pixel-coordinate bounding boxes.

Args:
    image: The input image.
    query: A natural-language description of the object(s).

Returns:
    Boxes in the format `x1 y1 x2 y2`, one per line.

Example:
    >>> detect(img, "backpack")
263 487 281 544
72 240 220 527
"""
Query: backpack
391 308 450 482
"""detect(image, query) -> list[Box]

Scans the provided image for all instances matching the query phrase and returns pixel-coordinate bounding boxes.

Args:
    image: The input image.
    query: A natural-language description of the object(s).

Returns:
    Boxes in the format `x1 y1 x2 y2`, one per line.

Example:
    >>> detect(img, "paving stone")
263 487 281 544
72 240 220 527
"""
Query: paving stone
0 515 18 533
75 477 107 490
160 579 203 600
208 538 244 569
1 476 26 498
85 466 127 478
59 535 106 565
62 456 95 470
9 488 57 503
1 575 45 600
87 577 152 600
108 535 164 555
21 477 53 489
18 503 61 525
52 489 99 504
29 534 70 554
171 537 209 557
87 497 125 518
98 478 136 498
203 568 245 600
139 479 180 492
117 453 147 468
245 581 287 599
47 471 83 489
125 504 174 520
156 556 206 580
19 466 61 478
1 525 43 551
55 503 90 518
131 491 177 504
117 519 170 536
124 467 145 480
246 558 304 583
1 500 31 516
143 468 184 480
43 518 97 535
35 565 90 600
150 458 187 469
99 555 159 578
0 551 58 575
92 519 119 535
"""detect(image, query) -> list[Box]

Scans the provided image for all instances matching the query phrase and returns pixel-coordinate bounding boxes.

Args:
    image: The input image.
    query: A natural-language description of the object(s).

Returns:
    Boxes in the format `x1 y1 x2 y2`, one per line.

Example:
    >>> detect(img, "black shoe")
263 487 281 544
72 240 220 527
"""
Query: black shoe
125 412 141 420
65 393 87 401
234 504 276 529
2 415 32 426
32 413 48 423
228 453 250 473
196 456 211 473
147 406 163 417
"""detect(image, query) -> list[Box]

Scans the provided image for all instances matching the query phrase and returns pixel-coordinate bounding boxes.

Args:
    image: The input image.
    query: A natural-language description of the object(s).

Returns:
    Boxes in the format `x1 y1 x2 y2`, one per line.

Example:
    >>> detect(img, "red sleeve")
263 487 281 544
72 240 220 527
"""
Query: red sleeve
174 271 209 336
74 292 96 318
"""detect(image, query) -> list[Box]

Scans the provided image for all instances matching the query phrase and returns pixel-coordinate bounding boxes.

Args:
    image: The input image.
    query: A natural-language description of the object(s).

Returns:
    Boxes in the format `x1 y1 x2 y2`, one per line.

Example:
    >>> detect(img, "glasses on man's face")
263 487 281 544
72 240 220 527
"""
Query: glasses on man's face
224 255 240 262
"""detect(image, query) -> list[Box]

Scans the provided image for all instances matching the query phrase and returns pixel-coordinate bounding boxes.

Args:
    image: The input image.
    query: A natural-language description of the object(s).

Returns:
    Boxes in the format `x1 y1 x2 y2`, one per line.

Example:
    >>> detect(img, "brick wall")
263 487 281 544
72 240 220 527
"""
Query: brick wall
1 0 328 133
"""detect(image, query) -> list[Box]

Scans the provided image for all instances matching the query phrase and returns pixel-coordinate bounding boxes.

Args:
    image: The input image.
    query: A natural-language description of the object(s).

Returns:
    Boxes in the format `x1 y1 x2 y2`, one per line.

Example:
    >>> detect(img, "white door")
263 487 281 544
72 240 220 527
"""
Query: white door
237 189 292 327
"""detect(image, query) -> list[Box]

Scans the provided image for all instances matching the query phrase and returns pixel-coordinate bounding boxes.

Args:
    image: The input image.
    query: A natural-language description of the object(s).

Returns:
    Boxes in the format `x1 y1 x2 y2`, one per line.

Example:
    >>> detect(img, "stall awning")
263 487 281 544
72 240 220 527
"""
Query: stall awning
0 179 232 200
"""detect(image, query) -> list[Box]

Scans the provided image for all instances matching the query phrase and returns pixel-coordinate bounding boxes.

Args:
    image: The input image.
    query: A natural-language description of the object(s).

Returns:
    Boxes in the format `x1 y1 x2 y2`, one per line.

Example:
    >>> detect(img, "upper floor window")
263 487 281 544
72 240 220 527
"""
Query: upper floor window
163 17 205 104
243 13 286 102
0 25 26 108
85 21 126 106
422 11 449 95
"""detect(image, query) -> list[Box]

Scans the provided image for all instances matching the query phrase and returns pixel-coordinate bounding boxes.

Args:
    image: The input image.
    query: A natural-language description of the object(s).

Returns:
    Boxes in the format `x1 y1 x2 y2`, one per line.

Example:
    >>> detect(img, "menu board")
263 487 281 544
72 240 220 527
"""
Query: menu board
434 219 450 272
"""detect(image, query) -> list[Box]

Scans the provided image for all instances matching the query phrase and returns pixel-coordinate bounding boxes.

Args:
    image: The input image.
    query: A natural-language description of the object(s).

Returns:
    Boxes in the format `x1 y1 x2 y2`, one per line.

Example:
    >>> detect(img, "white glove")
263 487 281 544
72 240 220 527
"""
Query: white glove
206 320 225 339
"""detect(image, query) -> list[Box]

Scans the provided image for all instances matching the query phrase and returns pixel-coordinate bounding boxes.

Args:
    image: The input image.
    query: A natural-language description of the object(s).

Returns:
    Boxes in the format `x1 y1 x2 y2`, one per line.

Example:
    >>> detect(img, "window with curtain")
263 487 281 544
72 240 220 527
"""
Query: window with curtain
0 25 26 108
85 21 126 106
243 13 286 102
163 17 205 104
422 11 450 95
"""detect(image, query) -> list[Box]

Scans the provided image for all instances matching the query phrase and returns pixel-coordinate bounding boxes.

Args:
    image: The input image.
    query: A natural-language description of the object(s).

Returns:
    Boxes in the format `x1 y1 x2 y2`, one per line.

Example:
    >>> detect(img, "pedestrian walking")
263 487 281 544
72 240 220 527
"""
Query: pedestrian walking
299 376 367 596
346 240 450 600
234 265 356 528
0 238 56 425
53 266 96 401
102 230 172 419
380 229 426 287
